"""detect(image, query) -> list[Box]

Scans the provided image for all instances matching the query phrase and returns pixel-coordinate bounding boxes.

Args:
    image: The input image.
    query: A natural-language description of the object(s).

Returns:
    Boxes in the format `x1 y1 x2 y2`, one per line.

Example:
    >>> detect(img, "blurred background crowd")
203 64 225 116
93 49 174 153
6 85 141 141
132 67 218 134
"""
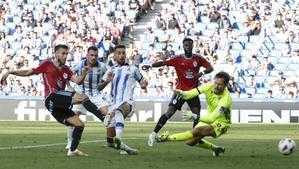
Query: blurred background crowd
0 0 298 100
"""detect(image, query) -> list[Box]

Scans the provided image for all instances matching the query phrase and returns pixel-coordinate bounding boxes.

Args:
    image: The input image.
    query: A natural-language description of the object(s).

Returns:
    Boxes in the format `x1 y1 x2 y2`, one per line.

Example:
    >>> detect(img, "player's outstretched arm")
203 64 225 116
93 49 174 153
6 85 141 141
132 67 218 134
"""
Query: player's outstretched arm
141 61 164 70
175 87 200 100
70 66 90 85
97 71 114 91
1 69 34 85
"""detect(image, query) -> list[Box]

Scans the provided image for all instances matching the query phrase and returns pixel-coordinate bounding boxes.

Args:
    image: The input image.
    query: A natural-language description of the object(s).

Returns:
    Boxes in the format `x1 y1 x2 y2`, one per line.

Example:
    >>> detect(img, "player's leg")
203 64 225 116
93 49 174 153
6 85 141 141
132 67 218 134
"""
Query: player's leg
111 102 138 154
66 109 81 149
99 105 116 147
72 92 105 122
186 97 201 127
148 93 184 146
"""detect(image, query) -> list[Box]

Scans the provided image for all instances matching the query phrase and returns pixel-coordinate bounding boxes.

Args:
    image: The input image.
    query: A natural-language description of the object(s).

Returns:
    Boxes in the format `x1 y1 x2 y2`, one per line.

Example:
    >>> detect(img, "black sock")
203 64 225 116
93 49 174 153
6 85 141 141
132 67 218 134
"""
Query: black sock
82 99 105 122
154 114 169 133
70 126 84 151
193 116 199 128
107 137 114 144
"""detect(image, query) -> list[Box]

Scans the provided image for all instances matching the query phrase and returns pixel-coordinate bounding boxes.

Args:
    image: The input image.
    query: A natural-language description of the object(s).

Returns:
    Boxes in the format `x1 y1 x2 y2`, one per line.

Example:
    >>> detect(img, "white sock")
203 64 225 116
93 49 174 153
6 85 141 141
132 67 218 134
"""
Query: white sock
67 126 75 147
115 110 125 140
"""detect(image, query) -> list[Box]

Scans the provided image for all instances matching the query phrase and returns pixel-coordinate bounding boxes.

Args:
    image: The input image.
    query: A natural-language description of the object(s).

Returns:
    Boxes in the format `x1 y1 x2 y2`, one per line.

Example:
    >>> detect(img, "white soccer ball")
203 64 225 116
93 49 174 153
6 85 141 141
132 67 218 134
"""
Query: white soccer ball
278 138 296 155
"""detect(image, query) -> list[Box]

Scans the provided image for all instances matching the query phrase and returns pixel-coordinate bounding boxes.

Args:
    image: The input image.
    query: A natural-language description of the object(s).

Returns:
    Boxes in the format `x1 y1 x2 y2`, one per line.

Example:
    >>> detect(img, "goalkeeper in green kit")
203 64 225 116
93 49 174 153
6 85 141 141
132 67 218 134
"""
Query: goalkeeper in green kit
157 71 232 157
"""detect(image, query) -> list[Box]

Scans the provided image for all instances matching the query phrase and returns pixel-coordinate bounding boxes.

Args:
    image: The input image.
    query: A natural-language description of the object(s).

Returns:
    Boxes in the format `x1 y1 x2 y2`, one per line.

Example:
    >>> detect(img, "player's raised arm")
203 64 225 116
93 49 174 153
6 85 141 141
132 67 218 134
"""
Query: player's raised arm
70 66 90 85
1 69 34 85
97 71 115 91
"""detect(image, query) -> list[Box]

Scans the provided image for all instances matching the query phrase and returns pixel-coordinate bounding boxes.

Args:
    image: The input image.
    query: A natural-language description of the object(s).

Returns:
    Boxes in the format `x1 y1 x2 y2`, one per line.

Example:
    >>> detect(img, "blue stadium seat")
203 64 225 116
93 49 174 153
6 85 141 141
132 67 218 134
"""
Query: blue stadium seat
275 43 289 50
245 42 255 50
237 35 249 43
265 35 278 43
278 57 291 64
202 29 215 37
245 88 256 94
253 93 265 98
194 23 206 31
274 64 287 71
256 88 268 94
249 35 259 43
207 23 219 30
200 16 210 24
231 42 244 50
284 70 295 77
270 50 282 57
287 63 299 71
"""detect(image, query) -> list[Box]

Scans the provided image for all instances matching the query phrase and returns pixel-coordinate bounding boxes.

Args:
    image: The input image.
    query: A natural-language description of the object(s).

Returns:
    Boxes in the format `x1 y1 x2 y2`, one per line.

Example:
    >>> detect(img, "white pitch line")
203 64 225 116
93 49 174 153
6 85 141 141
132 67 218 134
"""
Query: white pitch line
0 137 139 150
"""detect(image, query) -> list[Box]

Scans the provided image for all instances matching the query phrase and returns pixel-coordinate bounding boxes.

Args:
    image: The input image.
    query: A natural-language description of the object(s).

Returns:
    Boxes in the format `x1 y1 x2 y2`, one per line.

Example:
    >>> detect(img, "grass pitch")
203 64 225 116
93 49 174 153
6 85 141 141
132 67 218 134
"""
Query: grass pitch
0 121 298 169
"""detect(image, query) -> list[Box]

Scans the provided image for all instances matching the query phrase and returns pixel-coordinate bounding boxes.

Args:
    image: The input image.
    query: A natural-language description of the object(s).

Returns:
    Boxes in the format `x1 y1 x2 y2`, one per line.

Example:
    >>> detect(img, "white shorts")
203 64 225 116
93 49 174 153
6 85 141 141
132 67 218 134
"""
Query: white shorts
72 94 109 115
108 100 135 118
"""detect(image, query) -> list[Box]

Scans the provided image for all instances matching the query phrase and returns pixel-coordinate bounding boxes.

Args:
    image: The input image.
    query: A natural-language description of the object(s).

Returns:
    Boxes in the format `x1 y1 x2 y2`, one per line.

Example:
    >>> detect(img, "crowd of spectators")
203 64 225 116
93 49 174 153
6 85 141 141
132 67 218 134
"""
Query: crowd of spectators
132 0 299 99
0 0 299 100
0 0 154 96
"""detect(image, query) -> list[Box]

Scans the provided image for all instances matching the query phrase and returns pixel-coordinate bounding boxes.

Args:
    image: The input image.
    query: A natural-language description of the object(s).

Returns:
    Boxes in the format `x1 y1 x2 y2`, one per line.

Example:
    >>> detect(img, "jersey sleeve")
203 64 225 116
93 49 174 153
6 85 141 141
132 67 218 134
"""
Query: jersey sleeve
66 67 74 80
200 93 232 123
163 56 177 67
199 57 211 69
71 61 82 73
197 83 211 94
32 60 48 74
102 67 112 81
133 67 143 82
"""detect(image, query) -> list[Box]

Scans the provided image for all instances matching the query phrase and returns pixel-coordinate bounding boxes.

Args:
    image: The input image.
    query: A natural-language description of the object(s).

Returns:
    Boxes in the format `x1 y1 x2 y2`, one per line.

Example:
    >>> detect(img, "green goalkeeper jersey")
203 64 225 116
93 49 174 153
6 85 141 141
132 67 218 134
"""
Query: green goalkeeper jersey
197 83 232 124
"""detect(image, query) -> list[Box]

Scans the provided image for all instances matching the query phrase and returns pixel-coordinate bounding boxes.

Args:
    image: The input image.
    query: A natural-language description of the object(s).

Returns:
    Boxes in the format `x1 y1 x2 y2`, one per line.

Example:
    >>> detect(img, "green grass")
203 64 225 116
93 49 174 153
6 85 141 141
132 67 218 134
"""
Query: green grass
0 121 298 169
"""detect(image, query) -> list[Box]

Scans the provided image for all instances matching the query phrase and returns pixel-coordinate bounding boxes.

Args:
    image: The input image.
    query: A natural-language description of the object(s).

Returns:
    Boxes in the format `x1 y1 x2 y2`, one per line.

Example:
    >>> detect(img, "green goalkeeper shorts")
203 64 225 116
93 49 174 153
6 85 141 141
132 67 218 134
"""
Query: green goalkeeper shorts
195 120 230 138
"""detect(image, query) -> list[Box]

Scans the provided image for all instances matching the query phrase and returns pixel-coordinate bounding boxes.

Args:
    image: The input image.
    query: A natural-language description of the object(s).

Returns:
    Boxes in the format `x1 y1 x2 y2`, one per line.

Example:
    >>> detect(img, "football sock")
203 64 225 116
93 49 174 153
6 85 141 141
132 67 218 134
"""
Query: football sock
153 114 168 133
197 139 216 150
67 126 75 146
82 98 105 122
107 137 114 144
193 116 200 128
169 131 193 141
114 109 124 140
70 126 84 151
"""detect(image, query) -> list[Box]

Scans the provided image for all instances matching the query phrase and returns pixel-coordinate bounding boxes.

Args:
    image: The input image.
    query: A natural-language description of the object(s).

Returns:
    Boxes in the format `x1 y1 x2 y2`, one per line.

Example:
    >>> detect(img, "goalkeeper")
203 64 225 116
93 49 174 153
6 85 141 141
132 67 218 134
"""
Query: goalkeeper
157 71 232 157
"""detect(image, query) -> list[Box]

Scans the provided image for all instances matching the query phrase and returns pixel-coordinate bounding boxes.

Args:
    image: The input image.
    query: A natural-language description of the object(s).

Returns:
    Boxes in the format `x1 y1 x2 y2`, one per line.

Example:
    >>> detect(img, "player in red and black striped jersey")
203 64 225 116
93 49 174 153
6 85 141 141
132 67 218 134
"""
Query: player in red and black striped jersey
144 38 214 147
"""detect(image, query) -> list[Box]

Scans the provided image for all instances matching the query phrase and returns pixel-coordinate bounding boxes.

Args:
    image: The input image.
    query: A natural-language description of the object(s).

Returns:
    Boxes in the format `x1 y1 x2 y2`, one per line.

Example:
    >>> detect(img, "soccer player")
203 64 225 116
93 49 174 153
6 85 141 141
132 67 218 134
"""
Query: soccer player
66 46 115 149
157 71 232 157
146 38 214 146
0 44 105 156
98 45 148 155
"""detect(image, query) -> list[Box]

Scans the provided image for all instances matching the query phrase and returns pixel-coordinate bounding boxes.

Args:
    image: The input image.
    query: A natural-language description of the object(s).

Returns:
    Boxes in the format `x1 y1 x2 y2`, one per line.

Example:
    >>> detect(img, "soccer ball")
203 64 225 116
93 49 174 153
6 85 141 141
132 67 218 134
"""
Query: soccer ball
278 138 296 155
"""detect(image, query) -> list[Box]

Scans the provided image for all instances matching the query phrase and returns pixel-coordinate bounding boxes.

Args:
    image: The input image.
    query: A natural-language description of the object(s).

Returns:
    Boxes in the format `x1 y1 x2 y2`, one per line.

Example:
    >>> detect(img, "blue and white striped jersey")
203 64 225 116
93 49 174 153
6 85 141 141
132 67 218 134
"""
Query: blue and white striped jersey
72 59 107 96
103 64 143 104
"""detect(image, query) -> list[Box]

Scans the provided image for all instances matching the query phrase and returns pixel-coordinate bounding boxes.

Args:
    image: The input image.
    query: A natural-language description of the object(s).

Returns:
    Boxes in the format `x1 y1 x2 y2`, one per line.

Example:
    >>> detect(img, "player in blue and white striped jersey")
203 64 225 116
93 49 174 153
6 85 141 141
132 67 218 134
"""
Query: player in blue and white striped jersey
98 45 148 155
66 46 115 149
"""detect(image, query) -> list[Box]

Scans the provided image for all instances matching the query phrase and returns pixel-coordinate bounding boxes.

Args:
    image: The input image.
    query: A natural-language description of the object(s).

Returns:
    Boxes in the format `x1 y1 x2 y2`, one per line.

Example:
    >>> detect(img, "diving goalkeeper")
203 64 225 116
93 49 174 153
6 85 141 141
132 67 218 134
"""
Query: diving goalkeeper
157 71 232 157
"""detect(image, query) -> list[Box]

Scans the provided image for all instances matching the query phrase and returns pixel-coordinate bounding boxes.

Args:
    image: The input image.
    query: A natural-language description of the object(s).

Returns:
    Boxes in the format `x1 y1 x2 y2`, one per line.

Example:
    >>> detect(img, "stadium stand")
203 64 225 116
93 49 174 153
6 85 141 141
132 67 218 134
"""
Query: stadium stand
0 0 298 100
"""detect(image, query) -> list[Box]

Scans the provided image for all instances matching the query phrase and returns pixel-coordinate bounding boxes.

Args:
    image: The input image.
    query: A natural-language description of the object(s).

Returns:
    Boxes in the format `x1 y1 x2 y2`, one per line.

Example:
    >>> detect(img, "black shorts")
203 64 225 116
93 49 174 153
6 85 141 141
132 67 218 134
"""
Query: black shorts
45 91 75 125
168 92 201 111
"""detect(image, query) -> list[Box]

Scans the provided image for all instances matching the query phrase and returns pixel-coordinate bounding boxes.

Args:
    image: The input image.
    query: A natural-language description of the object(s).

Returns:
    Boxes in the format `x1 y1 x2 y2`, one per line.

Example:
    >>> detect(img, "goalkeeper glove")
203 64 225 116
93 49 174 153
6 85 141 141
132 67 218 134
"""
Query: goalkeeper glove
175 88 199 100
182 111 199 121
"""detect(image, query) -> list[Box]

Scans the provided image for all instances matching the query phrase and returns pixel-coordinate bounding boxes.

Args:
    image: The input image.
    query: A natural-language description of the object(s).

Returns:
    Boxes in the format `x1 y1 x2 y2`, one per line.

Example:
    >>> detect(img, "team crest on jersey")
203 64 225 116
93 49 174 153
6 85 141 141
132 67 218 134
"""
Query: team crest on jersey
193 61 197 67
63 73 68 79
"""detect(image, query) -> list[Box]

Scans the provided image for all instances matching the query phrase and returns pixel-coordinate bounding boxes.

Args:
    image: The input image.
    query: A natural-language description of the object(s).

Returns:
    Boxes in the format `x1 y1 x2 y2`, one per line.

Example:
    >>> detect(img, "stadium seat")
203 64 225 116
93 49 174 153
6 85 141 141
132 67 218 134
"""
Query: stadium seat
284 70 295 77
202 29 215 37
278 57 291 64
265 35 278 43
237 35 249 43
270 50 282 57
287 63 299 70
200 16 210 24
256 88 268 94
253 93 265 98
231 42 244 50
245 42 256 50
245 88 256 95
155 42 167 51
270 70 280 76
194 23 206 31
207 23 219 30
248 35 259 43
261 42 274 50
275 43 289 50
274 64 286 71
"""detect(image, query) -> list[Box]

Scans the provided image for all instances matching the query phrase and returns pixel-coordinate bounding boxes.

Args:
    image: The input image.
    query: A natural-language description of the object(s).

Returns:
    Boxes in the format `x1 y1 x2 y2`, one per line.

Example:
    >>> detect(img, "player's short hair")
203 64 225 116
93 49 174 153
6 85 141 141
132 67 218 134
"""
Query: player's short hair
183 38 193 44
215 71 230 85
54 44 69 52
115 45 126 50
87 46 98 53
